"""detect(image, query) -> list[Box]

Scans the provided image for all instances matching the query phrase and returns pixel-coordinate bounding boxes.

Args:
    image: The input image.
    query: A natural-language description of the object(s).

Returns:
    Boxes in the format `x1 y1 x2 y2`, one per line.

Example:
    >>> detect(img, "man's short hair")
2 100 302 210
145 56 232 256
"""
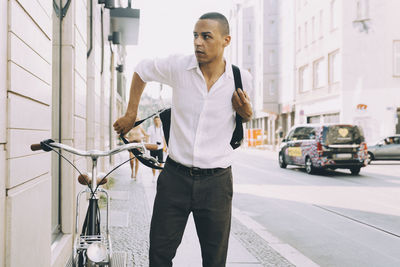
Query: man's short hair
199 12 230 36
154 115 160 119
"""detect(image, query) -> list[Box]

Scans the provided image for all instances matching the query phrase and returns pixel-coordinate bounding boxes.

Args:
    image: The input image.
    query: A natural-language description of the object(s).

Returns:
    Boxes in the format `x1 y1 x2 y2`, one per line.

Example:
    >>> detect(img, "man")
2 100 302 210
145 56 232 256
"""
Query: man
113 12 253 267
147 115 166 180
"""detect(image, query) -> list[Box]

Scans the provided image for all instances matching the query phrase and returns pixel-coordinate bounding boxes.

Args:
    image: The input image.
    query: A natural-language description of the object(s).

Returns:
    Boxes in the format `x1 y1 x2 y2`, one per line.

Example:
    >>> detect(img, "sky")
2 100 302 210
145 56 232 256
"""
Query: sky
124 0 233 100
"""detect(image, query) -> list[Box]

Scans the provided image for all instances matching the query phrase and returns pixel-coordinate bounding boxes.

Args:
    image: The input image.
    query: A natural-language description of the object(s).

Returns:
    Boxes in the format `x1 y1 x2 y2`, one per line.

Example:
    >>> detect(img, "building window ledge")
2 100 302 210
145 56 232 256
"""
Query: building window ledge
51 234 73 267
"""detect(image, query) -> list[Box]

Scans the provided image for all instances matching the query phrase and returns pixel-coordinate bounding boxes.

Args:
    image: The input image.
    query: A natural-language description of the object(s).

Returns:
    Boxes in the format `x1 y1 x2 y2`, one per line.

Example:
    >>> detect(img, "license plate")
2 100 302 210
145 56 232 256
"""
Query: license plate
334 153 352 159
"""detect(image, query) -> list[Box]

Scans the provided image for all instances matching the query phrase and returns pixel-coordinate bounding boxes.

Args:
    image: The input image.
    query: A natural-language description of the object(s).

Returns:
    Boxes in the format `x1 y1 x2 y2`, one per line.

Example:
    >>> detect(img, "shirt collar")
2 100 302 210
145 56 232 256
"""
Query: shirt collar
186 54 234 80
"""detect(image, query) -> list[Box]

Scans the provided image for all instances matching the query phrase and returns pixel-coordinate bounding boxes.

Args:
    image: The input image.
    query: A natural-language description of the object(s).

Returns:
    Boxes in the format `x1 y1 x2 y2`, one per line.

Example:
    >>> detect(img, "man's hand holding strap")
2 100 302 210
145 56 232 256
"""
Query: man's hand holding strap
232 88 252 122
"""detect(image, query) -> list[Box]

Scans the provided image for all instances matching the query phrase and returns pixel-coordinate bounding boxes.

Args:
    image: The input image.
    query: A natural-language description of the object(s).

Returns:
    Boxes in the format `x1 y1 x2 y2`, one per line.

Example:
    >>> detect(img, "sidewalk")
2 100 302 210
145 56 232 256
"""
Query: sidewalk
105 152 297 267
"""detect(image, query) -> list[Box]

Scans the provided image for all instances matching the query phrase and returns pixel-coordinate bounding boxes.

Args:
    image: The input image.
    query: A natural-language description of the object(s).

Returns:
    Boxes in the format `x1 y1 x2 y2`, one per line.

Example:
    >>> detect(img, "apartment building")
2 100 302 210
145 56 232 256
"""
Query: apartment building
229 0 280 146
0 0 134 266
277 0 296 137
295 0 400 142
295 0 342 125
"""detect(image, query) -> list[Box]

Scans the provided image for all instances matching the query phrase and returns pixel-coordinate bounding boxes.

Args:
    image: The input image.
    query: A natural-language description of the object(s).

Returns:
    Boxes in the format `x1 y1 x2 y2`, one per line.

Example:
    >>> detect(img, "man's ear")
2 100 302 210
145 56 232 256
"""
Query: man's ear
223 35 231 47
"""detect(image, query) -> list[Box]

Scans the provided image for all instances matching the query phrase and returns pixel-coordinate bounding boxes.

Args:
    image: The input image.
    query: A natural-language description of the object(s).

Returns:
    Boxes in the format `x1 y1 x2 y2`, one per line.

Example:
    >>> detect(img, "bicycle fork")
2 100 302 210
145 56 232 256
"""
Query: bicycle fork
73 157 112 266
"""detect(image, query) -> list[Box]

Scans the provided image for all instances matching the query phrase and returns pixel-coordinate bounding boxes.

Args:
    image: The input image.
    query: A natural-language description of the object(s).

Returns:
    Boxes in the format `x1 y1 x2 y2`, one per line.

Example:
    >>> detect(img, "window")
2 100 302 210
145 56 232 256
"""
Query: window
393 41 400 77
298 26 302 51
313 58 326 88
304 21 308 47
307 115 321 124
319 10 324 38
356 0 369 20
329 50 341 83
270 20 276 38
299 65 311 92
394 137 400 144
323 113 340 123
331 0 339 30
269 50 276 66
287 129 295 140
357 1 361 19
269 80 276 95
312 16 315 42
293 127 315 140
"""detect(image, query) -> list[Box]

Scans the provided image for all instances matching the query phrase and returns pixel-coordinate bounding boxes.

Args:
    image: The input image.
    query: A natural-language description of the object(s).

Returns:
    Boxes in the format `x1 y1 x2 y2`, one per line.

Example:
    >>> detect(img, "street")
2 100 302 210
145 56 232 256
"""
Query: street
232 148 400 266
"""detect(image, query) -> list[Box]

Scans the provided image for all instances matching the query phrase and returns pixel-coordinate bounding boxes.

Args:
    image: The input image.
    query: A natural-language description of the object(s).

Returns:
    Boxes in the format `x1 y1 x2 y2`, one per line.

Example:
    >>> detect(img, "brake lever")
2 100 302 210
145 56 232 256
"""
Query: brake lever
120 135 164 170
132 149 164 170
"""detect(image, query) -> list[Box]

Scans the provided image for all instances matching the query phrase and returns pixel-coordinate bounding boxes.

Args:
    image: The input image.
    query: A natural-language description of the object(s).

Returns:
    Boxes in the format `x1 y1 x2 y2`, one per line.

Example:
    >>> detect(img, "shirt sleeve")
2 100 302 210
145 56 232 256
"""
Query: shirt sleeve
135 54 180 87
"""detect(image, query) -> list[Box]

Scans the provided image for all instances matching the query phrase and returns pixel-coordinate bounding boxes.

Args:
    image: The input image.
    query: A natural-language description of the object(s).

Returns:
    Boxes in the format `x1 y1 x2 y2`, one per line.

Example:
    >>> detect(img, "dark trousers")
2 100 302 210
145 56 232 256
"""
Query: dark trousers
149 159 233 267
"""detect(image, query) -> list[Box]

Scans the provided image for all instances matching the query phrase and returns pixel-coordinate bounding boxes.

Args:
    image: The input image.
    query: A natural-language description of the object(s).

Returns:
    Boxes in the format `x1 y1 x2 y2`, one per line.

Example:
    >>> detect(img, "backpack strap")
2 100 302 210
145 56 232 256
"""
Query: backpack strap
230 65 244 149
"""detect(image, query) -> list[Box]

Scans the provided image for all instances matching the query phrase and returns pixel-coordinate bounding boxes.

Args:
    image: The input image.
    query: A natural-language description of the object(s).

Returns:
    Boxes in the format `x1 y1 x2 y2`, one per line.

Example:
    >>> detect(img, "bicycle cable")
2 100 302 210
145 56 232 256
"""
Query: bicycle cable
41 142 96 196
94 156 136 192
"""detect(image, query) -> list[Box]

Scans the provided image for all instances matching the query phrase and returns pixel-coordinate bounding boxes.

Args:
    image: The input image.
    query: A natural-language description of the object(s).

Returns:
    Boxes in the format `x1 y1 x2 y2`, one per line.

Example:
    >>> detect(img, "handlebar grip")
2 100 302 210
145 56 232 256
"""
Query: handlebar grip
31 144 43 151
145 144 158 151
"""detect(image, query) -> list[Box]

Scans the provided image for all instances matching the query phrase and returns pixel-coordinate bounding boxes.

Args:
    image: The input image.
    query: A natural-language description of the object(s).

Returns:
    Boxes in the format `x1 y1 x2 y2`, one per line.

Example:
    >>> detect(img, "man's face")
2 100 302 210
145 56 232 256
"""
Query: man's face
193 19 231 64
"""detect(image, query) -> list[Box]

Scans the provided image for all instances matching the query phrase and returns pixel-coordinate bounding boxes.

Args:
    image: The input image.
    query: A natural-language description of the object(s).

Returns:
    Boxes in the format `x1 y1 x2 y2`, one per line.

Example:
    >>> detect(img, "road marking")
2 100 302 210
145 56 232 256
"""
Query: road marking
314 205 400 238
234 161 400 214
232 206 320 267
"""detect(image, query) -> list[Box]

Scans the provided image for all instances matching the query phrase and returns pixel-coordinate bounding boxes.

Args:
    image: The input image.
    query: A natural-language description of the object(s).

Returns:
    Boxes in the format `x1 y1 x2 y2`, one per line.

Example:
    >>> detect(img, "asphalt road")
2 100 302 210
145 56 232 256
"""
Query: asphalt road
232 148 400 267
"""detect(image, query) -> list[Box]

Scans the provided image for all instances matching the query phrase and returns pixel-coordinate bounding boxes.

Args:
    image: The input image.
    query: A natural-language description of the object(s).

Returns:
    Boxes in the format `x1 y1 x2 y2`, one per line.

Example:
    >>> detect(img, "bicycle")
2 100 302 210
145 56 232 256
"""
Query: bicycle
31 136 162 266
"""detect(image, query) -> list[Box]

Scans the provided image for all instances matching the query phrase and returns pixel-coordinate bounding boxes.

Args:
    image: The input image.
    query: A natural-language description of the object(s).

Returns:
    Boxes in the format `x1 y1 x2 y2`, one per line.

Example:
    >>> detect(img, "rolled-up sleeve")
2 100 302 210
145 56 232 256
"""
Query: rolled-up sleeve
135 54 178 87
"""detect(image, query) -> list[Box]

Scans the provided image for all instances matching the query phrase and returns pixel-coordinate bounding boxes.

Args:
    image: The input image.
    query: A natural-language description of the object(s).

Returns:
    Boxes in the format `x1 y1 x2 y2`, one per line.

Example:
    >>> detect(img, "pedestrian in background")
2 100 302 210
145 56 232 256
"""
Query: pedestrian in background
113 12 253 267
147 115 166 181
125 119 148 180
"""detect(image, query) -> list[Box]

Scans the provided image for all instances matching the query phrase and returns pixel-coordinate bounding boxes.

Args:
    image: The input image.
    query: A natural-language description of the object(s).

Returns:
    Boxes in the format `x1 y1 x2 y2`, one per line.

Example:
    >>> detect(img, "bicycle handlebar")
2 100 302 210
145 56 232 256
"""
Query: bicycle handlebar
31 140 157 158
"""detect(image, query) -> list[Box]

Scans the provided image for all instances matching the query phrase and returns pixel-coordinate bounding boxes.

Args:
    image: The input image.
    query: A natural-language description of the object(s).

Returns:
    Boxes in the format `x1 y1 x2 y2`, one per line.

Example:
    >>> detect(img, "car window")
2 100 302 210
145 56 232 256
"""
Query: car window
292 127 315 140
385 136 400 145
322 125 365 144
286 130 295 141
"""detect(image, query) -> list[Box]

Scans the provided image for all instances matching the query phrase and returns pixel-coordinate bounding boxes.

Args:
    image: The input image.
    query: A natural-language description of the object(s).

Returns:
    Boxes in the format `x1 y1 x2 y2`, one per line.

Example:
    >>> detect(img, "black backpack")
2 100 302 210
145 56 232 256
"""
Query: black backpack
134 64 244 149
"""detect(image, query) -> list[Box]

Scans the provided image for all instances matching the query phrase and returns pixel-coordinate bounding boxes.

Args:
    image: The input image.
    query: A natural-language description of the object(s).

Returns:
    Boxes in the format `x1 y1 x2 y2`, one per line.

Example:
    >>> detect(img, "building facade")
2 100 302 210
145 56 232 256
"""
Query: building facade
295 0 400 142
229 0 281 147
0 0 131 266
277 0 296 138
232 0 400 146
295 0 343 126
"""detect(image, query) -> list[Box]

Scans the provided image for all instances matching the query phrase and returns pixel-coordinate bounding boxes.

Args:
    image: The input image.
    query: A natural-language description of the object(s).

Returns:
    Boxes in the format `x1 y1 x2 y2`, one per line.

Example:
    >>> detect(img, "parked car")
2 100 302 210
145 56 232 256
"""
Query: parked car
278 124 368 175
367 135 400 163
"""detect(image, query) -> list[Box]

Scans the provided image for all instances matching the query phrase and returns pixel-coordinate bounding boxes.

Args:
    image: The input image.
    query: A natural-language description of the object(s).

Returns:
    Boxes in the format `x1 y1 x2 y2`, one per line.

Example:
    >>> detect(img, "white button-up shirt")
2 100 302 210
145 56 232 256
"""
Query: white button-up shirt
135 54 253 168
147 125 164 150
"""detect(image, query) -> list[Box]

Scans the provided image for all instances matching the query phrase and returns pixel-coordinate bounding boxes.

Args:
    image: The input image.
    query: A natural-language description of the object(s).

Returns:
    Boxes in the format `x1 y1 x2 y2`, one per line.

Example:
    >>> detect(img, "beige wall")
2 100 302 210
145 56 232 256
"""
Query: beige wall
1 0 8 265
2 0 122 266
6 0 52 266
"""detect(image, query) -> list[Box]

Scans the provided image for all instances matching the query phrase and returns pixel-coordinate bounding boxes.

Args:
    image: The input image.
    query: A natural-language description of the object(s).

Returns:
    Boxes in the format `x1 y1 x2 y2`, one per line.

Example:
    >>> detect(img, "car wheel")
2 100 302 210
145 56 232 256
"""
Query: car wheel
367 152 374 164
305 157 315 174
350 167 361 175
279 153 287 168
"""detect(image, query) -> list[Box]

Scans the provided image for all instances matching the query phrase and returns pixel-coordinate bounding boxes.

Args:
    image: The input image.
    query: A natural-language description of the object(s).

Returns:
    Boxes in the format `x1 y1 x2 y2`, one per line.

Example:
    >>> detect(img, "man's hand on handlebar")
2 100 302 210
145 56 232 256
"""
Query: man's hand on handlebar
113 113 136 135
